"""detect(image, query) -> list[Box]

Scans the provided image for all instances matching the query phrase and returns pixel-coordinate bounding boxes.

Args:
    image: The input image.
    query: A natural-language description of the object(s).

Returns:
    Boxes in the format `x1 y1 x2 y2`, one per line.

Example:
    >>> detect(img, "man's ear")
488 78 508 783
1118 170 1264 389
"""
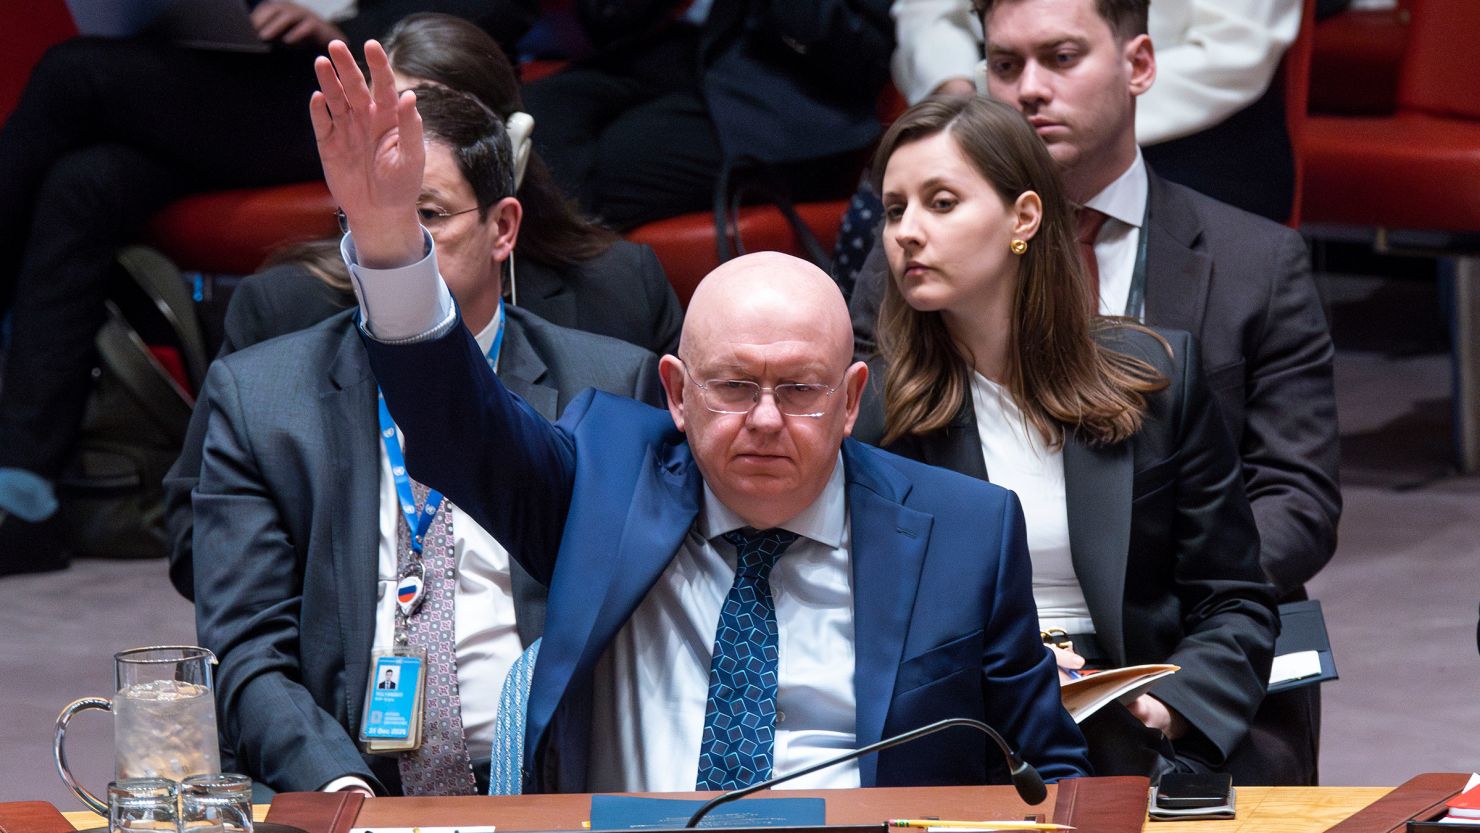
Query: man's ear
1012 190 1043 241
1125 33 1155 97
658 354 688 432
489 196 522 264
839 360 870 437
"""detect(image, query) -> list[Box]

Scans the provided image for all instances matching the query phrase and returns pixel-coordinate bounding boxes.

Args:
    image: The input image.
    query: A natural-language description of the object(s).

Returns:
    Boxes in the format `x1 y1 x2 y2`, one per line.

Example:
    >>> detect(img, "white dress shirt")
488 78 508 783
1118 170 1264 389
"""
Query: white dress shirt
1083 149 1149 319
969 374 1093 635
587 457 860 793
369 309 522 763
344 232 863 792
321 304 523 794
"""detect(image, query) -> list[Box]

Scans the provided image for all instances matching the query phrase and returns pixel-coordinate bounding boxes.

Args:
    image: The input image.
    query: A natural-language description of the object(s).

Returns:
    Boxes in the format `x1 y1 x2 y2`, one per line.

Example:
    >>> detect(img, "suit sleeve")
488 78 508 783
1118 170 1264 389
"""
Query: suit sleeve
192 362 380 793
1241 231 1340 597
1136 0 1301 145
982 493 1093 782
362 319 579 588
889 0 981 102
1147 334 1279 767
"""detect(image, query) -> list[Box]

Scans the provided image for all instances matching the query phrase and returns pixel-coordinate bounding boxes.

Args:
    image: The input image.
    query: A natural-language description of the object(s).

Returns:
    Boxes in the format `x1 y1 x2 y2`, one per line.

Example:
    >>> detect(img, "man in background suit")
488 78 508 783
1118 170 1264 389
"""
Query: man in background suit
317 40 1090 794
851 0 1339 786
176 84 661 796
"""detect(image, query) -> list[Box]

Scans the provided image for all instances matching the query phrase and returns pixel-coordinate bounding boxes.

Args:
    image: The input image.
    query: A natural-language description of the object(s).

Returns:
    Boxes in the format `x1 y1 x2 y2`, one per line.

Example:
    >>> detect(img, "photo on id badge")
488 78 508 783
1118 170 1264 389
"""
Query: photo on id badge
360 650 426 748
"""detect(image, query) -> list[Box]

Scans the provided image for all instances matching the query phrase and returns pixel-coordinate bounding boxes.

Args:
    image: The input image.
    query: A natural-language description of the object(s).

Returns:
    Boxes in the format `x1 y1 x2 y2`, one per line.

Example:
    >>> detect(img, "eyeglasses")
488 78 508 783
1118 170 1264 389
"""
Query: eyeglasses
336 205 480 234
680 361 841 418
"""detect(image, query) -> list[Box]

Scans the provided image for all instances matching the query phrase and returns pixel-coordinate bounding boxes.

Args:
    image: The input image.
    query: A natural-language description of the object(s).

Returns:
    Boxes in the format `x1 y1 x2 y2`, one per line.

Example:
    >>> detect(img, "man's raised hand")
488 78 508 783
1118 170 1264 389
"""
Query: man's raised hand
310 39 424 269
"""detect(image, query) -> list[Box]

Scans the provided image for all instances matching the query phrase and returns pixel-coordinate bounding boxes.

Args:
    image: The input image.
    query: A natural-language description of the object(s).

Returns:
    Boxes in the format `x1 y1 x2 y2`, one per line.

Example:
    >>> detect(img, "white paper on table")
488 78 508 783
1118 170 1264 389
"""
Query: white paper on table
1268 650 1322 686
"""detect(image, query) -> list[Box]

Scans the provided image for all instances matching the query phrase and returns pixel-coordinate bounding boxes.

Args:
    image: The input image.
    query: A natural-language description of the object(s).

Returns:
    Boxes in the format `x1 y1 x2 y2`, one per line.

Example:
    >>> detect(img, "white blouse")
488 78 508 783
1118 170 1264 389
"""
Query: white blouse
970 373 1095 635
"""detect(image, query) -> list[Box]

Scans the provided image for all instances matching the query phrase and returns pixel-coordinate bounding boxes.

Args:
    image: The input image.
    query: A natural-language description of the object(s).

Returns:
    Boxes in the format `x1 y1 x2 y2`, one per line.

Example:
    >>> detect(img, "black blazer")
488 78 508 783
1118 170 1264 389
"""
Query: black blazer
853 327 1279 769
175 308 662 793
851 169 1340 603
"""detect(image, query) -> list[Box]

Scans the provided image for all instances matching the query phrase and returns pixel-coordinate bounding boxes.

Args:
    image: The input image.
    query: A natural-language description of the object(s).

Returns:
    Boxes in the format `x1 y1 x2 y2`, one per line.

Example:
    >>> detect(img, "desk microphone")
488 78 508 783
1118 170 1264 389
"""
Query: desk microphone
683 717 1047 828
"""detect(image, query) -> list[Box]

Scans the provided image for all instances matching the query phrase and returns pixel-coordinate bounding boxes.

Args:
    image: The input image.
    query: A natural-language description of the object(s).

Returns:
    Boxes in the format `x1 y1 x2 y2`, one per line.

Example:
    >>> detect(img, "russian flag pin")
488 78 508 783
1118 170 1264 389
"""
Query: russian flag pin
397 567 425 617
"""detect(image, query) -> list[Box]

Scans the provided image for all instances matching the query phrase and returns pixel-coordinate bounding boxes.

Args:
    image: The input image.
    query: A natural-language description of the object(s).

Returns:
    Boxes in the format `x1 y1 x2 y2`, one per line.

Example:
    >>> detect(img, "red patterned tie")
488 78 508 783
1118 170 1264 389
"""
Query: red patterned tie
1075 206 1110 308
396 480 478 796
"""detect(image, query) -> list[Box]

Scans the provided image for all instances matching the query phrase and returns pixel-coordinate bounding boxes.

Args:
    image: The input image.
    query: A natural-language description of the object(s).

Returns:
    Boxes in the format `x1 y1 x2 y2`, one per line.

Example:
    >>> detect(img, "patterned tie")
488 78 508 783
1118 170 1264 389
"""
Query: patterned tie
396 481 478 796
488 638 541 796
1075 206 1111 307
696 528 801 790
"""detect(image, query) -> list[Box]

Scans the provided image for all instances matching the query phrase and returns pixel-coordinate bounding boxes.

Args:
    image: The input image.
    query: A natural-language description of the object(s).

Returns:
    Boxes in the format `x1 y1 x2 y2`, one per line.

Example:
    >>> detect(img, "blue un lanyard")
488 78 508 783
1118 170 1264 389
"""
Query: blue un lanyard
376 302 505 555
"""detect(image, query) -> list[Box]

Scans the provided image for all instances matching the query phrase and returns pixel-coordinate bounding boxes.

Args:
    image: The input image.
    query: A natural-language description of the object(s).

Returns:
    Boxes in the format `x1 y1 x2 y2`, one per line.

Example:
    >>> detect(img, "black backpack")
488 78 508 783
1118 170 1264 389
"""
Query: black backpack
55 246 208 560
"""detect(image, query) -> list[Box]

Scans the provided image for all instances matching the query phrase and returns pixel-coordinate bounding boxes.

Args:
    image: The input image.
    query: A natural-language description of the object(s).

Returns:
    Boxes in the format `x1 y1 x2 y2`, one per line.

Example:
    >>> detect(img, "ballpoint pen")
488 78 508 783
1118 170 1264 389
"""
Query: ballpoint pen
888 820 1073 831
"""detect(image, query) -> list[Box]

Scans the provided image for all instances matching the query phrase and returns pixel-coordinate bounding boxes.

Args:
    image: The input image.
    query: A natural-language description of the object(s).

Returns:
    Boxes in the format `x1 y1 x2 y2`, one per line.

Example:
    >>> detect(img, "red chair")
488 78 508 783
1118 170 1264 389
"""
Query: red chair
1302 0 1480 471
1279 0 1317 228
1308 5 1410 116
628 201 849 308
144 181 338 276
0 0 74 126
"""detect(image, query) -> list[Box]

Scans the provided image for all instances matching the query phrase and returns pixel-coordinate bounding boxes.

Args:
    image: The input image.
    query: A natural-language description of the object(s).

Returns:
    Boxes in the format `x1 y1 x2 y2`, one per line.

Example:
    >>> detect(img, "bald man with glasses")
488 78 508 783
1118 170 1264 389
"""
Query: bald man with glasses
318 40 1091 794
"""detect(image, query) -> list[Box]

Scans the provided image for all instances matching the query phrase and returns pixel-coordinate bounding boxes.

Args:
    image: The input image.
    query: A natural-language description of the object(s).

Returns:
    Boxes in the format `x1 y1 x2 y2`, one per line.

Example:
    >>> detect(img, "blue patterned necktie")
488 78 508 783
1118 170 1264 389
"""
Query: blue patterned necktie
696 527 801 790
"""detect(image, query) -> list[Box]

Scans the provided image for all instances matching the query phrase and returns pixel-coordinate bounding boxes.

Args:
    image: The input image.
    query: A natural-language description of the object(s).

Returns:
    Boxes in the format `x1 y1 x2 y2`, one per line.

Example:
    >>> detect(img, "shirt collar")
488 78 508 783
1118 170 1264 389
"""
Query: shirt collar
1083 148 1148 229
699 452 847 549
471 301 504 370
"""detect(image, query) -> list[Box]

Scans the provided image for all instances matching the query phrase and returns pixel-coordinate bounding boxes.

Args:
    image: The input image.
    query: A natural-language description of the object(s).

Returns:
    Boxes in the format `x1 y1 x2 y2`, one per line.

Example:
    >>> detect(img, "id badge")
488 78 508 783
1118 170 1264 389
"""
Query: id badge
360 646 427 751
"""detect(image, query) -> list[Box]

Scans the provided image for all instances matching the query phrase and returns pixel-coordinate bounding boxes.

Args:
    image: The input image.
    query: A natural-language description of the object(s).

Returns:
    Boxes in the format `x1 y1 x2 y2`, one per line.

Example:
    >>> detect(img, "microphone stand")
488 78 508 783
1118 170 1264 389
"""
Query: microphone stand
684 718 1047 828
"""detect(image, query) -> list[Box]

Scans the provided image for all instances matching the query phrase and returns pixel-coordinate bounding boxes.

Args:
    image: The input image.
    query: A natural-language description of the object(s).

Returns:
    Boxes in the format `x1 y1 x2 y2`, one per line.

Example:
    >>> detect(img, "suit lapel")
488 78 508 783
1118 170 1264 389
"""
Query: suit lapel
1143 172 1213 339
498 313 558 422
584 442 703 664
1061 433 1132 665
322 321 383 731
495 314 556 648
909 403 989 481
842 440 931 786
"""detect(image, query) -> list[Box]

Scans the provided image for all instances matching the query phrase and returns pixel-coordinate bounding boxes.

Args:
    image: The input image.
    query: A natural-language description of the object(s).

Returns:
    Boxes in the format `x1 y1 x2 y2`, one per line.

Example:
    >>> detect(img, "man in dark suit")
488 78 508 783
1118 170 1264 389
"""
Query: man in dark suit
851 0 1338 786
521 0 894 228
316 40 1090 793
175 84 662 796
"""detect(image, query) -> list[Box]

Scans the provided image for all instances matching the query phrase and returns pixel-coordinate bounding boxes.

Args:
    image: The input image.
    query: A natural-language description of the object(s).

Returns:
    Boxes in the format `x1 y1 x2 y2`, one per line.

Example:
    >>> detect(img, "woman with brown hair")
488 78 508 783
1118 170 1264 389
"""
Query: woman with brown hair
852 95 1278 781
225 12 683 358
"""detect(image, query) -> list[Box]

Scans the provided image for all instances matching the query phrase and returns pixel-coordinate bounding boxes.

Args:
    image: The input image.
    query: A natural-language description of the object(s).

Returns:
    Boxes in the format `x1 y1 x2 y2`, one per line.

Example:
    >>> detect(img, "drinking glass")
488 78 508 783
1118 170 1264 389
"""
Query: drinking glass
108 778 179 833
56 645 221 814
180 774 253 833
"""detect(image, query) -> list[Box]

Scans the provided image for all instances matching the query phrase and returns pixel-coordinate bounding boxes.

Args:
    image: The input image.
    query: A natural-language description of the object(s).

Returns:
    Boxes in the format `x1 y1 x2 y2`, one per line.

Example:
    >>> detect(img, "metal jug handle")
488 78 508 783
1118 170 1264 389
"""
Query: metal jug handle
54 697 113 815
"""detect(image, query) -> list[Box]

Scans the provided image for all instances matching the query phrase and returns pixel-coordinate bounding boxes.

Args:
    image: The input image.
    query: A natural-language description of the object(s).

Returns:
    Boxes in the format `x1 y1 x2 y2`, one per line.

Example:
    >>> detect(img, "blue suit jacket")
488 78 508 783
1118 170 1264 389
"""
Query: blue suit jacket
363 321 1091 792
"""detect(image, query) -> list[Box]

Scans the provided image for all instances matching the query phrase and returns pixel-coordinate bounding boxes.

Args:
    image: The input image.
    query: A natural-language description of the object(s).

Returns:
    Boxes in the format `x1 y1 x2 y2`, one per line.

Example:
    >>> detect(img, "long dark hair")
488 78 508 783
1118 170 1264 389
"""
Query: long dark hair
872 96 1165 448
383 13 617 266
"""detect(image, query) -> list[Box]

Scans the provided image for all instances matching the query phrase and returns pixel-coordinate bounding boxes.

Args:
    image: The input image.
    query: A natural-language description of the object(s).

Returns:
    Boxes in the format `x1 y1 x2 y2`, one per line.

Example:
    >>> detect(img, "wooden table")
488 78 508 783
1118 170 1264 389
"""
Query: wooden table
57 786 1393 833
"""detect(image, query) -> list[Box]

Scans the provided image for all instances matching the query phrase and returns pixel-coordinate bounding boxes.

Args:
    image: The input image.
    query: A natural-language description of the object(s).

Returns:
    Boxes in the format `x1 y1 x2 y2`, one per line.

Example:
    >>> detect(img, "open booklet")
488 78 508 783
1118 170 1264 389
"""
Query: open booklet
1060 664 1179 723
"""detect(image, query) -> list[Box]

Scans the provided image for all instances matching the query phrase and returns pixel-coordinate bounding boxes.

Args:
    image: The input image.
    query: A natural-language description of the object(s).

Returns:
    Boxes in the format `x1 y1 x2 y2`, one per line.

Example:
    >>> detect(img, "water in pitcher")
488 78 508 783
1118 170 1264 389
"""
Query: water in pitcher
113 679 221 781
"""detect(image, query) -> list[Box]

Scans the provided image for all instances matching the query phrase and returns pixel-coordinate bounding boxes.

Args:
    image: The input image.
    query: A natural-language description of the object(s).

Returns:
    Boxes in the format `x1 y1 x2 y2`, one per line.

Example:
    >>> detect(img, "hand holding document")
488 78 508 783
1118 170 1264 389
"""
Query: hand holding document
1058 664 1179 723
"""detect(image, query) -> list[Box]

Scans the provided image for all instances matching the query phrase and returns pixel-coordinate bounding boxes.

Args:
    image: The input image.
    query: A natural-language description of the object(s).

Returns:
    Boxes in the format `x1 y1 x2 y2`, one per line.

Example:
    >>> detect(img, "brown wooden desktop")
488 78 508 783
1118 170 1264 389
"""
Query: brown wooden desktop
38 781 1435 833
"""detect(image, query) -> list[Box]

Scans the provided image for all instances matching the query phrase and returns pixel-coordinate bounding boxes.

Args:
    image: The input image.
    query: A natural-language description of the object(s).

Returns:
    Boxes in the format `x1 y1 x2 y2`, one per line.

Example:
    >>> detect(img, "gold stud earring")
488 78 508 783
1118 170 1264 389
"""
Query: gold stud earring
1009 239 1028 255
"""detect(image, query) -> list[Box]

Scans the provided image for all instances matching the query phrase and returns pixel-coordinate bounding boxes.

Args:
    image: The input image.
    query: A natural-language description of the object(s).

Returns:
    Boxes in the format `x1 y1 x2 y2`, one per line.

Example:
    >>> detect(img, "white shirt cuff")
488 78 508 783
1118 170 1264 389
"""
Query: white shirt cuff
319 775 375 794
341 229 457 344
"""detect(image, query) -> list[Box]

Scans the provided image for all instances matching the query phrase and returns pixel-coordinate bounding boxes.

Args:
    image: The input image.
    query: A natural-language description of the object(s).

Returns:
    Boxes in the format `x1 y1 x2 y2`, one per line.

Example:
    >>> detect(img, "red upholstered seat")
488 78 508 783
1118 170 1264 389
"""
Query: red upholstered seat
1309 7 1409 116
1303 0 1480 233
1304 113 1480 231
626 201 847 308
144 181 338 275
1301 0 1480 472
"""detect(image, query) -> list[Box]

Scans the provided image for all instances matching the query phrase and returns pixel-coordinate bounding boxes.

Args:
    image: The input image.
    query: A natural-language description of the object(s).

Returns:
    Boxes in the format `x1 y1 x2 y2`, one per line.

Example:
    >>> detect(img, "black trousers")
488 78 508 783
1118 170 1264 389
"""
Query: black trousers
0 37 323 477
